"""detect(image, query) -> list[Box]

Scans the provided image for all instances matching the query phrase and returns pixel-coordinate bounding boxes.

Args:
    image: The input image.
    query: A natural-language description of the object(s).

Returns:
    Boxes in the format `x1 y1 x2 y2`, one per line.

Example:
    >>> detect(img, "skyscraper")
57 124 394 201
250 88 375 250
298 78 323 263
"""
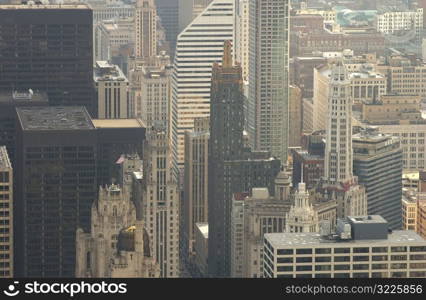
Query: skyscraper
183 117 209 262
135 0 157 58
15 107 97 277
353 130 403 229
0 4 96 116
137 123 180 277
248 0 290 162
171 0 234 173
208 41 281 277
321 63 367 219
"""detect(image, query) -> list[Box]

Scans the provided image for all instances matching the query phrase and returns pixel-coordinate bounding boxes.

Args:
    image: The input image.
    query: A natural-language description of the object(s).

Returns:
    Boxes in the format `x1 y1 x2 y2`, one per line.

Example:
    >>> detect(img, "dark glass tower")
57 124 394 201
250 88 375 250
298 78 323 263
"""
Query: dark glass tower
208 41 280 277
15 107 97 277
0 4 96 116
14 108 147 277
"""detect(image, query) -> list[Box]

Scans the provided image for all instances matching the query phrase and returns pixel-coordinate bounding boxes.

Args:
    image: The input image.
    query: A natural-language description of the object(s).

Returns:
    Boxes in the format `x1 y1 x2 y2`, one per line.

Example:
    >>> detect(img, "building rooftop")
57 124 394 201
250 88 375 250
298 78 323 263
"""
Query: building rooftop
0 146 11 169
92 119 145 129
16 106 94 131
265 230 425 248
94 61 128 82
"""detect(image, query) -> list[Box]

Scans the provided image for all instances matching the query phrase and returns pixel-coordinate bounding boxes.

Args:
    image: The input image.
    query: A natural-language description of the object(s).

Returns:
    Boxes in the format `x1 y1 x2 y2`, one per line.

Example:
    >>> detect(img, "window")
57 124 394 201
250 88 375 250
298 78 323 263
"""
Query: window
296 265 312 271
410 246 426 252
391 246 407 252
315 257 331 263
277 257 293 263
296 248 312 255
372 247 388 253
334 248 350 254
334 256 350 262
296 257 312 263
315 248 331 254
334 265 350 270
277 266 292 272
277 249 293 255
353 247 369 253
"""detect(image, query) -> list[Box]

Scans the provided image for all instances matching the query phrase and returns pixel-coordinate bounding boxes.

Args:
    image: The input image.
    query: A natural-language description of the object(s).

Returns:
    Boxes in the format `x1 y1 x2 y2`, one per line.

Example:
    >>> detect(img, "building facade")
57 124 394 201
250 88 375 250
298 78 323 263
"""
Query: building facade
135 0 157 58
94 61 131 119
0 147 13 277
139 57 172 131
183 117 209 260
171 0 234 172
75 185 159 277
208 42 281 277
264 216 426 278
353 130 403 229
138 124 180 277
235 0 249 81
15 107 98 277
248 0 290 162
321 63 367 219
0 4 96 116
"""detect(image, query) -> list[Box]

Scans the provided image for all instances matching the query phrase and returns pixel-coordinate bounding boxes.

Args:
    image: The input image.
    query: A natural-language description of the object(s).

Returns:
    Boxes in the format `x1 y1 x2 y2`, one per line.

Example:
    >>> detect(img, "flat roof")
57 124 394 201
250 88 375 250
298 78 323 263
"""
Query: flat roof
265 230 426 249
16 106 94 131
92 119 145 129
0 146 11 169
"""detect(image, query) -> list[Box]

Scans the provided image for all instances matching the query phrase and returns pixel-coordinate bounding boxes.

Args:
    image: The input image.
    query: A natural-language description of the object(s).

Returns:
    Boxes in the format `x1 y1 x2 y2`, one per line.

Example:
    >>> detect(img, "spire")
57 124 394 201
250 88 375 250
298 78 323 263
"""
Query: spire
222 40 233 68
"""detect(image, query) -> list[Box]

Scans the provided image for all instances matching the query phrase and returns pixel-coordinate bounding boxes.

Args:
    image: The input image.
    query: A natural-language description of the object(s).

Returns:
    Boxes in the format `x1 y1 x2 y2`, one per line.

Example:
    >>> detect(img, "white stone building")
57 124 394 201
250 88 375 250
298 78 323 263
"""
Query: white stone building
75 184 159 277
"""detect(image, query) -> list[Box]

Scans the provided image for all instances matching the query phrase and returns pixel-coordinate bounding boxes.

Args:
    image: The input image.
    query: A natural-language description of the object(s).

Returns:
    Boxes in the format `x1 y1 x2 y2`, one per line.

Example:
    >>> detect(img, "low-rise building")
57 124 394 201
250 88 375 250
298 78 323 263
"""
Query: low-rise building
264 215 426 278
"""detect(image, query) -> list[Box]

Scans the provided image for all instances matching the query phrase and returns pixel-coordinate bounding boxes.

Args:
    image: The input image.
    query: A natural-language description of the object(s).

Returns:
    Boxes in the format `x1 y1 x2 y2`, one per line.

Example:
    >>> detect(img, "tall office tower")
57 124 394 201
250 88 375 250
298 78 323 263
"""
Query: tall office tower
285 181 319 233
139 59 172 131
155 0 179 57
183 117 209 261
135 0 157 58
353 130 403 229
0 4 96 116
15 107 97 277
0 90 48 163
235 0 249 81
289 85 302 148
75 184 160 277
94 61 131 119
0 147 13 277
171 0 234 173
248 0 290 162
208 42 281 277
140 123 180 277
264 216 426 278
322 63 366 219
